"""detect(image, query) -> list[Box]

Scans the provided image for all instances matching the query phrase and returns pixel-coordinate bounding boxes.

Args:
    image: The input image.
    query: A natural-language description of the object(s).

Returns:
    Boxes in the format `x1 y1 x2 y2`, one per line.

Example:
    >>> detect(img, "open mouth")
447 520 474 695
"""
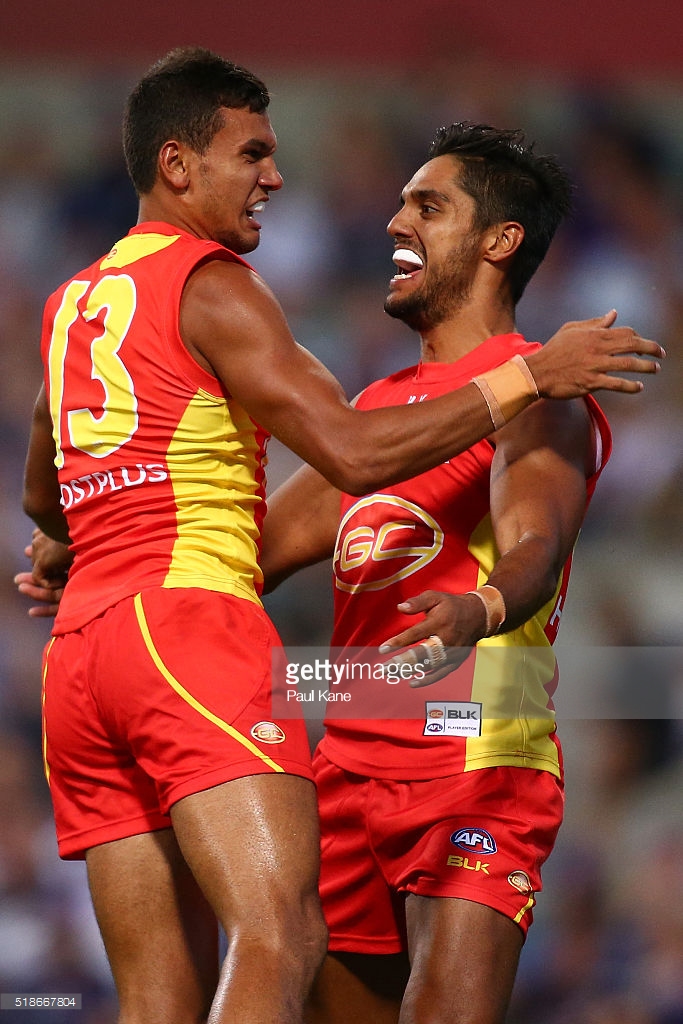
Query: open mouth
246 201 266 224
391 247 424 281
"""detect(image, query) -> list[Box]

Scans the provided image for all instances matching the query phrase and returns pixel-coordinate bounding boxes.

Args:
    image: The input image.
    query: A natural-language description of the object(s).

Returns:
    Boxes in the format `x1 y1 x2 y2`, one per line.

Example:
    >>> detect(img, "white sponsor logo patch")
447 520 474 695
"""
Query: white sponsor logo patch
423 702 482 737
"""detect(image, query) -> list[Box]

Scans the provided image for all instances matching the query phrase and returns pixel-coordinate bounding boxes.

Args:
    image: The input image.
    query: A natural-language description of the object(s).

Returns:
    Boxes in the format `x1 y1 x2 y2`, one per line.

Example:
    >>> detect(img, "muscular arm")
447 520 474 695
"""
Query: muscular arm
181 261 661 495
260 465 340 593
379 397 594 662
483 396 592 628
23 386 71 545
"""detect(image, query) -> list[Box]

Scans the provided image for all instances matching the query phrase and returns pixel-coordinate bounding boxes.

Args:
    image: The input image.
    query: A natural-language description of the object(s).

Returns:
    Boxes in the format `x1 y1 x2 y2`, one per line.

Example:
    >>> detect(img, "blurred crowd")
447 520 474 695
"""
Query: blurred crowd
0 53 681 1022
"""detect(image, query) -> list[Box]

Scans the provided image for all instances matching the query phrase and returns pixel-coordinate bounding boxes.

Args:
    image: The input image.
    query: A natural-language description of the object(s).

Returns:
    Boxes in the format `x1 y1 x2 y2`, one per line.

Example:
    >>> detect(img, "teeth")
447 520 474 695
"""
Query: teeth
392 248 424 273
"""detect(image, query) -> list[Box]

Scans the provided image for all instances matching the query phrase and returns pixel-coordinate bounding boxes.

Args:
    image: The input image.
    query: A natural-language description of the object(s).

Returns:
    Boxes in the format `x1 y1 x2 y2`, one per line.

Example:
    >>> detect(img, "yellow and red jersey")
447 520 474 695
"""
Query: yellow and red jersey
320 334 612 780
40 222 269 634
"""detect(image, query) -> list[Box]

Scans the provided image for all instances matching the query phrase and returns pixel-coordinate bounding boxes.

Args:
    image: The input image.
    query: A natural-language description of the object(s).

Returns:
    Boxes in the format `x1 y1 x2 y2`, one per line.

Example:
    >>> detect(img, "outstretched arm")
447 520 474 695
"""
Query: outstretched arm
182 261 662 495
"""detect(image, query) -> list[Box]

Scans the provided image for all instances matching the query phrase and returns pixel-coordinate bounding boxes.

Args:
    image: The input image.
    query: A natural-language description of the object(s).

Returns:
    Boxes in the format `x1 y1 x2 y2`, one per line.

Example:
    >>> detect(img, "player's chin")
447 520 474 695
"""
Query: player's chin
239 224 262 253
384 290 419 323
223 221 261 254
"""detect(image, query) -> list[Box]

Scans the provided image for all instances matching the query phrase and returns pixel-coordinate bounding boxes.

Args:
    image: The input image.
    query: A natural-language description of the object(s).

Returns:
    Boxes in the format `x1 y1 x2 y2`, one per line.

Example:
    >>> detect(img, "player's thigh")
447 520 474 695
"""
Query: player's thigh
86 827 219 1023
402 894 522 1024
170 773 324 942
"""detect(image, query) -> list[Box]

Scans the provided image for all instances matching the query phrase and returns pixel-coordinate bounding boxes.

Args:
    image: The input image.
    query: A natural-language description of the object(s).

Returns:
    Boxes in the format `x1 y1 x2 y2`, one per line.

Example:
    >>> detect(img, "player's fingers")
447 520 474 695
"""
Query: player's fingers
602 335 665 359
395 590 442 615
610 354 662 373
561 310 618 330
594 376 646 394
587 357 662 394
28 603 60 618
379 624 433 652
407 645 474 688
16 580 52 601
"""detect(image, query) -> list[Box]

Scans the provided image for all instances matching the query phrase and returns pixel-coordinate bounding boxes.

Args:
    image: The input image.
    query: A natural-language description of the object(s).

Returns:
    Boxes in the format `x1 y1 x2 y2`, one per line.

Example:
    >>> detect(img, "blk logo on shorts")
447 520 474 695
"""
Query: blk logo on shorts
450 828 497 855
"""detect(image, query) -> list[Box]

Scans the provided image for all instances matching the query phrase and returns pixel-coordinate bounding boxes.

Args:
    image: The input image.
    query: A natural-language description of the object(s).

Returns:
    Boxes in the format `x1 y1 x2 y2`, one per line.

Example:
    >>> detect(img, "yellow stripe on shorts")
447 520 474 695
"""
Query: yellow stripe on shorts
133 592 284 773
41 636 57 784
514 896 536 925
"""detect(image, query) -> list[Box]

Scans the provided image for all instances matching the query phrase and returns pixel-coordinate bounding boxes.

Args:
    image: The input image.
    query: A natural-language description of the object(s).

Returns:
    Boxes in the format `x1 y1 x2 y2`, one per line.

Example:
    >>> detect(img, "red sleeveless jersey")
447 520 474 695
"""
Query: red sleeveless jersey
40 222 269 634
319 334 612 779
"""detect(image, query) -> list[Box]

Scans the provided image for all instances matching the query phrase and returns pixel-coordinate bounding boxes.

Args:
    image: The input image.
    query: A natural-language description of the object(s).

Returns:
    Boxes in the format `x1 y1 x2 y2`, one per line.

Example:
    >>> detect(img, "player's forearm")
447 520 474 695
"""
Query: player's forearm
356 384 501 492
292 380 520 496
260 467 339 591
480 535 563 636
22 500 71 546
23 465 70 545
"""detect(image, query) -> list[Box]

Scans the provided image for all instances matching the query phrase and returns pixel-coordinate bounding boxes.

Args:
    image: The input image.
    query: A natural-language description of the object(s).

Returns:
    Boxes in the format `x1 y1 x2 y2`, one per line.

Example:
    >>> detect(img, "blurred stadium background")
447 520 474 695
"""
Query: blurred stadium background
1 2 681 1021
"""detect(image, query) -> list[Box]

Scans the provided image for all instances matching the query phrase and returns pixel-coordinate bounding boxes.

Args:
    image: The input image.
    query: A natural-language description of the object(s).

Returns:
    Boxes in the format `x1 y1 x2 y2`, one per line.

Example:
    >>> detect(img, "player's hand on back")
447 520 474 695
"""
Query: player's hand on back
14 529 71 618
525 310 665 399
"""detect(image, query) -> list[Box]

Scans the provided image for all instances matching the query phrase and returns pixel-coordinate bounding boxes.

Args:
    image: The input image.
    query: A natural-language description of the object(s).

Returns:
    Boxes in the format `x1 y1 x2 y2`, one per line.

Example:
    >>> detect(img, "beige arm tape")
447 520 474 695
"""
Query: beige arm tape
466 584 507 637
471 354 539 430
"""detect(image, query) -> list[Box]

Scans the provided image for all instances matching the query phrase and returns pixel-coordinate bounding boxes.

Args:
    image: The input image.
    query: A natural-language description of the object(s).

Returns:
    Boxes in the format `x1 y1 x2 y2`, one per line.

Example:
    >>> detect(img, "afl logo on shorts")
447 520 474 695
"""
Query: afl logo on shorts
250 721 286 744
450 828 497 855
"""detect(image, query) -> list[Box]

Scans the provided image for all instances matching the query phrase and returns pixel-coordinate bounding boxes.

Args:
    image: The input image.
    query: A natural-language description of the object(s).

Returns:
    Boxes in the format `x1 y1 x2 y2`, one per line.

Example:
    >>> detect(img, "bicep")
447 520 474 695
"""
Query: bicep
181 262 354 462
490 399 592 571
261 464 341 592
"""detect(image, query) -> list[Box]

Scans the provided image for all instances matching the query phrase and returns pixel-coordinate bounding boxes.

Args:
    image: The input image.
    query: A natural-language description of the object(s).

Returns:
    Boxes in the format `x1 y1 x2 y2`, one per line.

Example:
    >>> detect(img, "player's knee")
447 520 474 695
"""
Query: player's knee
274 890 328 972
231 889 328 978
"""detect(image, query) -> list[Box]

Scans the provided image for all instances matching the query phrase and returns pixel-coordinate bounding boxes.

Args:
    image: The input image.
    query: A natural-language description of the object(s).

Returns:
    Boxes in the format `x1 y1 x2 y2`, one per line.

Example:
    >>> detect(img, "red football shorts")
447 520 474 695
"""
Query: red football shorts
313 748 564 949
42 588 314 859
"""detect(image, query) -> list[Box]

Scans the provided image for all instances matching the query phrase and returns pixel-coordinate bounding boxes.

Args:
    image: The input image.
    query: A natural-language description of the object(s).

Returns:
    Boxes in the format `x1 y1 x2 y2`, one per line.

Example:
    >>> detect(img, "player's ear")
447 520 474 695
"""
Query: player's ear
484 222 524 263
157 140 191 192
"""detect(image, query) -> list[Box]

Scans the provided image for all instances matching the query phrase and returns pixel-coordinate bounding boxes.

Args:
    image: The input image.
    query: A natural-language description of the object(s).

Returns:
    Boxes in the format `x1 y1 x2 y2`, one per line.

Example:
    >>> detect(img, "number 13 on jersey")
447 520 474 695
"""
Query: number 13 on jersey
47 274 139 469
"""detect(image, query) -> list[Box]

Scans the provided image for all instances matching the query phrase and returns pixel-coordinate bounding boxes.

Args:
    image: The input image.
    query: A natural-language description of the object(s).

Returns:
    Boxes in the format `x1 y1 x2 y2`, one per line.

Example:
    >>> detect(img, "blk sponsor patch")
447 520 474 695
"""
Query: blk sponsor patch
423 702 482 737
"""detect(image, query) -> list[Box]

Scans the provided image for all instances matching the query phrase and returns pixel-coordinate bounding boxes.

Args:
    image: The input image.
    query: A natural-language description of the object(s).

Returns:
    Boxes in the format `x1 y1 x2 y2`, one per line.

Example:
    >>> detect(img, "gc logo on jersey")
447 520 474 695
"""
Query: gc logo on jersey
333 495 444 593
450 828 498 855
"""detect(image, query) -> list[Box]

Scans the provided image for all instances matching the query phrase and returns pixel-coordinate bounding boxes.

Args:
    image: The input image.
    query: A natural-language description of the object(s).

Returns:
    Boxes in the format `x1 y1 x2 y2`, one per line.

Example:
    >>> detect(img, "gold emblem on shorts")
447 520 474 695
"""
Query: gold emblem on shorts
507 870 533 896
250 721 286 744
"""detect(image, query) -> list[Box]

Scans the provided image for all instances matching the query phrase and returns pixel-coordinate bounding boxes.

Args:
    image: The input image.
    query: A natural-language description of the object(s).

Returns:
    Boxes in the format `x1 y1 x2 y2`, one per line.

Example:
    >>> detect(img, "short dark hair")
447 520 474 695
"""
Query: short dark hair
428 122 573 303
123 46 270 196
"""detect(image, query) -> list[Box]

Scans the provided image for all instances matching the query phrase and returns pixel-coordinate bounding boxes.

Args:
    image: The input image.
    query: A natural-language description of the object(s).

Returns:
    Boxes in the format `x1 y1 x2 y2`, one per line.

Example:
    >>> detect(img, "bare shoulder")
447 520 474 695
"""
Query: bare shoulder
182 257 279 319
179 257 293 369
